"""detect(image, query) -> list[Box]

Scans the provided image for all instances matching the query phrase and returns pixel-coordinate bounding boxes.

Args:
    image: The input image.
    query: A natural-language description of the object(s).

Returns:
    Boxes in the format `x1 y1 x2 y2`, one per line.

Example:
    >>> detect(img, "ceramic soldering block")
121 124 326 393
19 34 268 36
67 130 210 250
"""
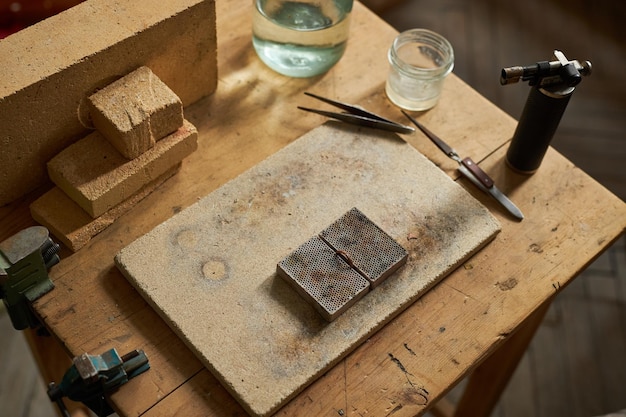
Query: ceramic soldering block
88 67 184 159
48 120 197 218
115 123 502 417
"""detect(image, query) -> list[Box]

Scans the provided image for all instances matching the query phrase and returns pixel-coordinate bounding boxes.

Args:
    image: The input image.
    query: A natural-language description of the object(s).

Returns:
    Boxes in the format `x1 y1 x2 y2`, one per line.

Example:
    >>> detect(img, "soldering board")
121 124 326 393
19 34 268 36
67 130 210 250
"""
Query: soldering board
115 123 501 417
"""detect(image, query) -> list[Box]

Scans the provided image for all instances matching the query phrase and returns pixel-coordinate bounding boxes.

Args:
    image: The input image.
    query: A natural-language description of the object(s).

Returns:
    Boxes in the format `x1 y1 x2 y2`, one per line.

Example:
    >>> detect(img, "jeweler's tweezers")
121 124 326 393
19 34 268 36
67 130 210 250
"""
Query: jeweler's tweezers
298 92 415 134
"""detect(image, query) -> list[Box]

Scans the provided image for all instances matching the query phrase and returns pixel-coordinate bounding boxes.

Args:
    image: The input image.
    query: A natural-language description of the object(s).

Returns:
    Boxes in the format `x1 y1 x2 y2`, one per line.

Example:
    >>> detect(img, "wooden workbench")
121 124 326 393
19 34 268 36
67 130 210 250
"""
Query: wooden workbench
2 1 625 416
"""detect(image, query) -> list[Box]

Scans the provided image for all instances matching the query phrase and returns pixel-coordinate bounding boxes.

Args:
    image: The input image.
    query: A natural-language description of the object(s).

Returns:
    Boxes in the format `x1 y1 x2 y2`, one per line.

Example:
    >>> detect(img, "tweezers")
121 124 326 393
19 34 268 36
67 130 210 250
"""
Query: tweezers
298 92 415 134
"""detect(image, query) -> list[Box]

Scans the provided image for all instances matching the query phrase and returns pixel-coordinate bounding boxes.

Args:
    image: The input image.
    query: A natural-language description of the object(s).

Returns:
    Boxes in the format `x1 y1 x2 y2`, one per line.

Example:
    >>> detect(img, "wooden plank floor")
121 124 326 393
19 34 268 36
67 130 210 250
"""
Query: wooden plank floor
0 307 58 417
2 1 625 416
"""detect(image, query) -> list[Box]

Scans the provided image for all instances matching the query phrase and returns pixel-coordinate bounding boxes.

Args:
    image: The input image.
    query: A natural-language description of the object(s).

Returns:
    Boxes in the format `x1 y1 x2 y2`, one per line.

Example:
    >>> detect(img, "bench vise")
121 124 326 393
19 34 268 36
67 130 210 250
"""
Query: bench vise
0 226 60 330
48 348 150 417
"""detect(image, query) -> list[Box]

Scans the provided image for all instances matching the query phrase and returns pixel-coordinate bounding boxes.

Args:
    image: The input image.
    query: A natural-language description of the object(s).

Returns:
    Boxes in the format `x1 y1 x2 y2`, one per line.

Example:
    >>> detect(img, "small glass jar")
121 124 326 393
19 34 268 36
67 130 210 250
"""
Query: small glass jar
385 29 454 111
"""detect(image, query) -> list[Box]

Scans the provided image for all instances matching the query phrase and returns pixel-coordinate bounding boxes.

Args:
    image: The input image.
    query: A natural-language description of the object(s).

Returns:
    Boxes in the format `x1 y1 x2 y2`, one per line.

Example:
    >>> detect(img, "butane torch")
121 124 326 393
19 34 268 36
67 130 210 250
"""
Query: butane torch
501 50 592 174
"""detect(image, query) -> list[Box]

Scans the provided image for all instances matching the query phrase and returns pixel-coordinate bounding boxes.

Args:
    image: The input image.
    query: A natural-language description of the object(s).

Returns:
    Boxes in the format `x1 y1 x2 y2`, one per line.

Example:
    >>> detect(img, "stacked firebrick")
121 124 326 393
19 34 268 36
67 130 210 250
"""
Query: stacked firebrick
31 67 198 251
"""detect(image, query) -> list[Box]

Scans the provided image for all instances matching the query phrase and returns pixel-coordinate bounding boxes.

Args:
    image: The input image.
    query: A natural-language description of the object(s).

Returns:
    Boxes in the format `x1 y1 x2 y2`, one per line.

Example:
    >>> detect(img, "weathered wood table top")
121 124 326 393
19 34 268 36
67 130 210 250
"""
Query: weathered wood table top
2 1 625 416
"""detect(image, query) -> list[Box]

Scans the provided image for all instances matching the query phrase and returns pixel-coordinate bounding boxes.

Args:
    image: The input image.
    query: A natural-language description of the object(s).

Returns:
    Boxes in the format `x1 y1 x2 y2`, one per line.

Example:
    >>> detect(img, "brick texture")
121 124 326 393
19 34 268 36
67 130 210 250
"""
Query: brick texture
88 66 184 159
30 164 180 252
47 120 197 218
0 0 216 206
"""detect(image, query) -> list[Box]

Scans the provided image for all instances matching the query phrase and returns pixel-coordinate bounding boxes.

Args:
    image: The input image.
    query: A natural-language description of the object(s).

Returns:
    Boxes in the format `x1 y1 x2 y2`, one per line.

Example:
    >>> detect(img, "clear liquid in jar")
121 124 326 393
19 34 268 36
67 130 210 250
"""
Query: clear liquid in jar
252 0 352 78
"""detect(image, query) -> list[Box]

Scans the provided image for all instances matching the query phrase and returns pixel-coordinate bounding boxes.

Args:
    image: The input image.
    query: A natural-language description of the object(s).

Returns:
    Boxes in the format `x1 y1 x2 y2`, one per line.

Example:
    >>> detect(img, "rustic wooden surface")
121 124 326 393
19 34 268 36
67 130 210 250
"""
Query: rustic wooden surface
452 301 551 417
1 1 625 417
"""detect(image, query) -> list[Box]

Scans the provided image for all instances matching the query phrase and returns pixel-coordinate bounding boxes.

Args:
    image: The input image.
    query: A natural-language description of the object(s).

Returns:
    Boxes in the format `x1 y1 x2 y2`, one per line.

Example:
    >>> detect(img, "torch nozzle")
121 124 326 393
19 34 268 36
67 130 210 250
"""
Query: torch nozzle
500 51 591 87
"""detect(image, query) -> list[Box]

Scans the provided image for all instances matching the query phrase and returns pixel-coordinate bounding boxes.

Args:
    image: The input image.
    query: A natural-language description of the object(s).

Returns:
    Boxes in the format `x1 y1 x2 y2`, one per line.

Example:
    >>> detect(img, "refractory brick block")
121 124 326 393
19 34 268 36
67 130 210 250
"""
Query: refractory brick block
47 120 197 218
88 66 184 159
0 0 216 206
30 164 180 252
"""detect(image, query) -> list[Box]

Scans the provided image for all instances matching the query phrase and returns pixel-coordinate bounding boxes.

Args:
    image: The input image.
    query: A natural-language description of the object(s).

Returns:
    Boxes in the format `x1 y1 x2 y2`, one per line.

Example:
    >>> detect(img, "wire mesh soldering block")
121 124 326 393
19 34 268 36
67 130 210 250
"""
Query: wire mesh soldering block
320 207 408 288
277 208 408 321
278 236 370 322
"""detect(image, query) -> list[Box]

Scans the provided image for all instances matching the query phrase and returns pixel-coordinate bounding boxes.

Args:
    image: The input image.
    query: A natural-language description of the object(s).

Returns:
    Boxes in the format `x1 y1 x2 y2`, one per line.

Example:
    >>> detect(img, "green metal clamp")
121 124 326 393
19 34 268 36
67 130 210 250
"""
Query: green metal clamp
0 226 60 330
48 348 151 417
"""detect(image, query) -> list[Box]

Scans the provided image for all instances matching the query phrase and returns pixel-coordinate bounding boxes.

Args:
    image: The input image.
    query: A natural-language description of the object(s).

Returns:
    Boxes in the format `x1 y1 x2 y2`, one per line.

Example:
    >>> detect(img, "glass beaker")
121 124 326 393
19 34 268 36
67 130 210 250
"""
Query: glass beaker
252 0 353 78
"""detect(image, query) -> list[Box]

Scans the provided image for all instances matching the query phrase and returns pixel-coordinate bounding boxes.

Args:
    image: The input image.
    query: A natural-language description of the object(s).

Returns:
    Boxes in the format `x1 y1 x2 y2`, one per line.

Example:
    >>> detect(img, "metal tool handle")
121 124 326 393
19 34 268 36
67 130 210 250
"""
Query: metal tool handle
48 383 71 417
461 157 494 189
505 84 572 174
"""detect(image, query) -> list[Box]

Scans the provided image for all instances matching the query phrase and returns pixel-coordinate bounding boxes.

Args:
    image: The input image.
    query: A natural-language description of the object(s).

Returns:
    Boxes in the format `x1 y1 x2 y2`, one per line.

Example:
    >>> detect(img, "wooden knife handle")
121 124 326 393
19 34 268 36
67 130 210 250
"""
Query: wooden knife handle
461 157 494 189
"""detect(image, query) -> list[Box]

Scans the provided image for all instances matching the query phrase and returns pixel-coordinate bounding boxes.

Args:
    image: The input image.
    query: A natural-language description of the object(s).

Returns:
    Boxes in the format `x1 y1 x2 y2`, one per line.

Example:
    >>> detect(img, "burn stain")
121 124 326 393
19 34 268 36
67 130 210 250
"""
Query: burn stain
247 165 314 210
496 277 518 291
404 211 461 262
265 319 326 379
113 333 132 344
403 343 416 356
388 353 412 375
402 386 429 406
201 259 228 282
405 223 440 256
174 228 198 249
388 353 429 406
55 304 77 320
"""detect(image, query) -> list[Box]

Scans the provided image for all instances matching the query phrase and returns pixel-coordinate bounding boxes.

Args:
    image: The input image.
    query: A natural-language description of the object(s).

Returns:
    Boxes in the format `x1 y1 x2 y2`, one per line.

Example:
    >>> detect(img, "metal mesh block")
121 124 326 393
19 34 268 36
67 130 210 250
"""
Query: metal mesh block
319 207 408 288
277 207 408 321
277 236 370 321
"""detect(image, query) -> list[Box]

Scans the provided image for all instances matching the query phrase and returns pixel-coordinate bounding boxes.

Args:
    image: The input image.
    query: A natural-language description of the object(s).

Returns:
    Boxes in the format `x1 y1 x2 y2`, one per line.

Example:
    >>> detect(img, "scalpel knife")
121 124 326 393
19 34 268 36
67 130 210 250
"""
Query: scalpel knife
402 111 524 220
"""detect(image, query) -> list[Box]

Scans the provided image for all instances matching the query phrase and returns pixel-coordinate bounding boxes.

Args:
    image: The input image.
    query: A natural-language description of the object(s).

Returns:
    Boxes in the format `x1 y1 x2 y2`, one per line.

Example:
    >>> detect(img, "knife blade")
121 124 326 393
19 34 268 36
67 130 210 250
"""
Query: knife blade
401 110 524 220
458 160 524 220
